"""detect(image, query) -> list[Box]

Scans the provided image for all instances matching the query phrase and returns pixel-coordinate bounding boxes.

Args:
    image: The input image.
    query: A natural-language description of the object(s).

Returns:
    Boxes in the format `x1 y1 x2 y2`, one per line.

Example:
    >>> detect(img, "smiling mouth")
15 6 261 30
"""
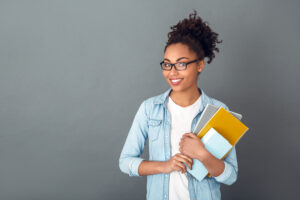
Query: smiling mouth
170 78 184 85
171 78 182 82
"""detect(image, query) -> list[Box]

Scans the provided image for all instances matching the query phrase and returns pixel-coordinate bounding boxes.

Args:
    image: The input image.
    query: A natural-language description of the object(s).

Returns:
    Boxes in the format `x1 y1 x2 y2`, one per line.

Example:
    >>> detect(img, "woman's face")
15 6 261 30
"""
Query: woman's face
162 43 204 93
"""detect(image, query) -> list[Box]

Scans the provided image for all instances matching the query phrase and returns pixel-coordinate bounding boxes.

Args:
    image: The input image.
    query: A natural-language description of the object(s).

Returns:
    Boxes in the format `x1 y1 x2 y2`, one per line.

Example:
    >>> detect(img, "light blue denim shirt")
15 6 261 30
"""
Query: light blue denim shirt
119 88 238 200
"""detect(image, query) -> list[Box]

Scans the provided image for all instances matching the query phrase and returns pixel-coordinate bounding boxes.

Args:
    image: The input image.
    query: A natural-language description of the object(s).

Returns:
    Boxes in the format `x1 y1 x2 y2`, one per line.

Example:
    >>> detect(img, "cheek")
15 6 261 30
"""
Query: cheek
183 70 198 82
192 67 200 77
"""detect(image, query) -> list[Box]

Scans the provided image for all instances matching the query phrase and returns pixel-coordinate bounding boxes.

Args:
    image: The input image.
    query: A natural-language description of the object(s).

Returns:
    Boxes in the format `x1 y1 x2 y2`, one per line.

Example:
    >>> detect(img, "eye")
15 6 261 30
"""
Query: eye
178 62 187 67
164 63 172 67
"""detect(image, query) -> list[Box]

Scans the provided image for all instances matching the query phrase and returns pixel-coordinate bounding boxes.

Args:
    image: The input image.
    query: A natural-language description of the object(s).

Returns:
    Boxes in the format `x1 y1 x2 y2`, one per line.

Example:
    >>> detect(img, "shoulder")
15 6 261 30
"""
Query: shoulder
144 93 163 104
142 89 169 105
141 91 167 119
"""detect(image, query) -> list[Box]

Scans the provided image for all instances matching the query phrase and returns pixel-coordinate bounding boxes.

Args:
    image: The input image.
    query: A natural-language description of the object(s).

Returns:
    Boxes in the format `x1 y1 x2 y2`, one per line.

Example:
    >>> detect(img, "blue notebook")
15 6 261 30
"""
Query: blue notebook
186 127 232 181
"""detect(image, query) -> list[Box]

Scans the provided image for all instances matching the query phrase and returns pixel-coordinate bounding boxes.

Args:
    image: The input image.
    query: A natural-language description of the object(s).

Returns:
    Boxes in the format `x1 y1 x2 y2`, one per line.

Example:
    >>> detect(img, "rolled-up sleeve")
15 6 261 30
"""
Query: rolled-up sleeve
213 103 238 185
119 100 148 177
213 146 238 185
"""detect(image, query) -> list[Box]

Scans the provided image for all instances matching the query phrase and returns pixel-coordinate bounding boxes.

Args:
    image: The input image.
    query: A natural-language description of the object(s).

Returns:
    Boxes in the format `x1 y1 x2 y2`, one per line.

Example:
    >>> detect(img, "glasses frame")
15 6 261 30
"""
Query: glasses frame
160 59 199 71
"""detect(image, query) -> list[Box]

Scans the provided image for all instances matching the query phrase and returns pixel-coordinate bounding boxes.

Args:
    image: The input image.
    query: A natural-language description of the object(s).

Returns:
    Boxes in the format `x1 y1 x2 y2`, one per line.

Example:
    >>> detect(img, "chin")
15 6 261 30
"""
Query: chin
169 85 185 92
169 82 196 93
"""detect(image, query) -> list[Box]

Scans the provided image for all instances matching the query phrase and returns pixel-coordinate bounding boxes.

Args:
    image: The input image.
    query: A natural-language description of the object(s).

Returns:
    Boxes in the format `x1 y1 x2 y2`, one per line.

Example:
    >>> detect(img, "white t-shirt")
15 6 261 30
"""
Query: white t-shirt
167 95 202 200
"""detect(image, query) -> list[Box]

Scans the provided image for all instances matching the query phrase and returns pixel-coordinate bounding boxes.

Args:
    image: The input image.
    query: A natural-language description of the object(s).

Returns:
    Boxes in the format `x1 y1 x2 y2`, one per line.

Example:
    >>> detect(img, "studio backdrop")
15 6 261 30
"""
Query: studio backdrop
0 0 299 200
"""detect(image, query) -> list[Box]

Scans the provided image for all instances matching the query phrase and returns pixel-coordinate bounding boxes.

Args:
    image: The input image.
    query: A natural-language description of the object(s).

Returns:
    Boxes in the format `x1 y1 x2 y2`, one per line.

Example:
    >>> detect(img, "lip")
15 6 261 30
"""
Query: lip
169 78 184 86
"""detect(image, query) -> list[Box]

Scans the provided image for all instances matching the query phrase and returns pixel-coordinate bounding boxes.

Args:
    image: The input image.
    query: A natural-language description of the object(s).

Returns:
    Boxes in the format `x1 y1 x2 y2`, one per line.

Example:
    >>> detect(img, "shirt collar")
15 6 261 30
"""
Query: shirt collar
153 87 211 113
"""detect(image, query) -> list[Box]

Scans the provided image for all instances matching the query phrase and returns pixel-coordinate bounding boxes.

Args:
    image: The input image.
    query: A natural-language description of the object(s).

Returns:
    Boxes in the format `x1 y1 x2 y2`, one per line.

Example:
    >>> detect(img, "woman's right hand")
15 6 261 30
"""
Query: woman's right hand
163 153 193 174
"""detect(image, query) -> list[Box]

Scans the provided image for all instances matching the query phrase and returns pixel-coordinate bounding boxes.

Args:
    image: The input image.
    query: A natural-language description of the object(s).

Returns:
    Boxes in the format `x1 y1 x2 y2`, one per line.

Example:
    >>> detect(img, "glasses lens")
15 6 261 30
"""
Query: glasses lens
175 62 187 71
161 63 171 70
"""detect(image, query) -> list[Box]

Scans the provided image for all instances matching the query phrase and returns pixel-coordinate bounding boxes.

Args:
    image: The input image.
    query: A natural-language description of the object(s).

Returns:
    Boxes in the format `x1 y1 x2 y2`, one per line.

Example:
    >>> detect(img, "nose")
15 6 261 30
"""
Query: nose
170 65 179 75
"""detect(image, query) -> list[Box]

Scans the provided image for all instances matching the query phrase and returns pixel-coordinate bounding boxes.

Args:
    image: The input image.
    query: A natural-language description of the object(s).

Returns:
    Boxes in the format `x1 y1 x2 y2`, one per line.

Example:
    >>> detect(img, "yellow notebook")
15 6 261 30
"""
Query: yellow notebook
197 106 248 178
197 107 249 159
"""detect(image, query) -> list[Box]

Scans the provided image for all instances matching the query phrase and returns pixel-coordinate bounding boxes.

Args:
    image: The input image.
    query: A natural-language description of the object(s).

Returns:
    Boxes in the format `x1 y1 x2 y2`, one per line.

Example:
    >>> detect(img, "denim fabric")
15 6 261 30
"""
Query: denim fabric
119 88 238 200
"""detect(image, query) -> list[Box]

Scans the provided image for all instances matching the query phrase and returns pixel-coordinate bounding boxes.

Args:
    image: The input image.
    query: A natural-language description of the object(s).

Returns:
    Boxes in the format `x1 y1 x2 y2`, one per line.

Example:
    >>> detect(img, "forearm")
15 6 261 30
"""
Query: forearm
138 160 166 176
196 150 225 177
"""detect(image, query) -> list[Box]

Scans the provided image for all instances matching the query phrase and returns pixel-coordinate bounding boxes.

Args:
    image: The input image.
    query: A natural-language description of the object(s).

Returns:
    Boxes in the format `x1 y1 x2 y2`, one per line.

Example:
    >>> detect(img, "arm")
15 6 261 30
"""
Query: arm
138 160 166 175
119 101 148 177
119 101 193 177
213 146 238 185
196 149 225 177
180 133 238 185
213 104 238 185
197 103 238 185
196 145 238 185
138 154 193 176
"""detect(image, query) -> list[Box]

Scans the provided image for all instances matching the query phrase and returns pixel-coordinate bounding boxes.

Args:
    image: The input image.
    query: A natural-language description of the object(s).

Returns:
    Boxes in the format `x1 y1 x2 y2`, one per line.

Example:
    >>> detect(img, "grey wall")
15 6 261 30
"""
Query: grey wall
0 0 299 199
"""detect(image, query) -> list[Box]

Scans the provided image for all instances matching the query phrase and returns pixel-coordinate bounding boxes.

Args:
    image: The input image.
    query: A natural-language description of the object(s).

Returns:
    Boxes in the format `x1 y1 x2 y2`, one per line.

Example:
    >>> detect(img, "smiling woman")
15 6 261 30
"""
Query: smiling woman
119 10 238 200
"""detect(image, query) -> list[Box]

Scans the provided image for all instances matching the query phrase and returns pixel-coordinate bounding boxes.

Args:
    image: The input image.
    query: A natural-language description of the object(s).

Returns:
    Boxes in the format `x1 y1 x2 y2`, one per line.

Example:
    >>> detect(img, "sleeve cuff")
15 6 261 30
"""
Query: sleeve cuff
129 158 145 177
214 161 232 182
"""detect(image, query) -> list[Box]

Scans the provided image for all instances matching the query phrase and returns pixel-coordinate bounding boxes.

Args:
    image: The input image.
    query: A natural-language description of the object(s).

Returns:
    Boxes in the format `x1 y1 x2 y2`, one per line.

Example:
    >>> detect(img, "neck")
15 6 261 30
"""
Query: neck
169 85 201 107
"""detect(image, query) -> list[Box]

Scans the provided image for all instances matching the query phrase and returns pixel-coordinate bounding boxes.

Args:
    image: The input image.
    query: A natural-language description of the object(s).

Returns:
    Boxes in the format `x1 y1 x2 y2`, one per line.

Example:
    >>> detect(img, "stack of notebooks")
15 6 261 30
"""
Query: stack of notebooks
186 104 249 181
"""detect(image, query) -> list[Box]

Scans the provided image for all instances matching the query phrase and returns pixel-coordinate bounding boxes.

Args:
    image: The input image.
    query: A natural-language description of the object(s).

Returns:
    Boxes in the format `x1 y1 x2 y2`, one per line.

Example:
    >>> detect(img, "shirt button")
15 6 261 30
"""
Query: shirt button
165 174 168 177
164 194 167 198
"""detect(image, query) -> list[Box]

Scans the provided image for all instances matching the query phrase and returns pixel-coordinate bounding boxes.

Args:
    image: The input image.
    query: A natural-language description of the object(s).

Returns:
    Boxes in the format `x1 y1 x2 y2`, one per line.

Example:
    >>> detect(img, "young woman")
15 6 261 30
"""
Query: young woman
119 10 238 200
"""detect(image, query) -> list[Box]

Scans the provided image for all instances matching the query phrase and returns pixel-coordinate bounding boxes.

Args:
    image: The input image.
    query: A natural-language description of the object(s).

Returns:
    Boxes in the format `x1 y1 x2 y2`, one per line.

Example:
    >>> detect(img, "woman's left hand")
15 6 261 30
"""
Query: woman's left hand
179 132 208 161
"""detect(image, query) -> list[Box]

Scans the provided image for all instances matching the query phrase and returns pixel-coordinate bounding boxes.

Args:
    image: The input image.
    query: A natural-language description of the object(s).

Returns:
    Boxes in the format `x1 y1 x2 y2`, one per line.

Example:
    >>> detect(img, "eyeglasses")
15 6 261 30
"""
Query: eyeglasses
160 59 199 71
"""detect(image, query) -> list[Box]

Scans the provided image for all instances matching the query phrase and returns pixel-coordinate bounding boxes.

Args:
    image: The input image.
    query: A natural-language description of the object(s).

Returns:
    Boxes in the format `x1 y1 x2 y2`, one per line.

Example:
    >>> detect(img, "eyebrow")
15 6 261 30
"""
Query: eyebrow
163 57 189 62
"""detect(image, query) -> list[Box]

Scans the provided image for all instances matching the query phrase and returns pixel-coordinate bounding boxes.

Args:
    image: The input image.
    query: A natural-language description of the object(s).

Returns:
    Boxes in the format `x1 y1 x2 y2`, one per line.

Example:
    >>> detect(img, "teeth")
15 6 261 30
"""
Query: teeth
171 79 182 83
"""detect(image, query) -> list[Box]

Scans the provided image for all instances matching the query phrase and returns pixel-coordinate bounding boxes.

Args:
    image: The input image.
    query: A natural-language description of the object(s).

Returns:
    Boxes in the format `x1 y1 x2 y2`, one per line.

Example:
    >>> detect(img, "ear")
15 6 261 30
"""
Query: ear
197 59 205 73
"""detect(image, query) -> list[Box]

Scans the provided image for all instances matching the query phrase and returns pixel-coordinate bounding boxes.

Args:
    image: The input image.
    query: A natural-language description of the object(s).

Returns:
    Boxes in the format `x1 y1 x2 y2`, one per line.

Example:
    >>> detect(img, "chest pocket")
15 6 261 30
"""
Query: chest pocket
147 119 162 142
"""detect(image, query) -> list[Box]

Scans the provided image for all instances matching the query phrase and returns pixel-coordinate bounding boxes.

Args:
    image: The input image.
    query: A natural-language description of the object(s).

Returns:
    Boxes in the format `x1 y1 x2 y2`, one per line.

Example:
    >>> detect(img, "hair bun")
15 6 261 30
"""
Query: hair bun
165 10 222 64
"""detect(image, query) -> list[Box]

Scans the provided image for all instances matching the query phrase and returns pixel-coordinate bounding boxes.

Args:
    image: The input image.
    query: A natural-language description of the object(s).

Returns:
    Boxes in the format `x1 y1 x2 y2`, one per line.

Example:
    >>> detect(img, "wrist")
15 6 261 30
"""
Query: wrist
159 161 168 174
196 149 210 162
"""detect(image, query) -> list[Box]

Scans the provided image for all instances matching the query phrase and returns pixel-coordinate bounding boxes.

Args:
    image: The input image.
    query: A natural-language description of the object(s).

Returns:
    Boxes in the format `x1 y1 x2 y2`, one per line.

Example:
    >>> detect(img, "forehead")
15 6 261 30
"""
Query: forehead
164 43 196 60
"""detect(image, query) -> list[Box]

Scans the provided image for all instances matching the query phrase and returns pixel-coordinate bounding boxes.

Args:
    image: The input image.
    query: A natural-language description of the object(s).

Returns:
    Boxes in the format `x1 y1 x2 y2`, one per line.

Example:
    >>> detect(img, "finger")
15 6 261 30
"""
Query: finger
182 134 192 140
181 157 193 170
183 132 190 137
176 153 192 163
175 161 187 173
180 138 191 147
185 132 197 138
175 155 193 170
172 163 183 172
179 140 186 148
179 147 183 153
179 142 185 149
174 155 187 165
180 136 185 143
178 154 193 165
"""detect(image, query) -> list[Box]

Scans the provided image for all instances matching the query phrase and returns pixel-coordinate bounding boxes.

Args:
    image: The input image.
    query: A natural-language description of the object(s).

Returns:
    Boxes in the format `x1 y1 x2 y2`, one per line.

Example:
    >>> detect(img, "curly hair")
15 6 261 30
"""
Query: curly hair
164 10 222 64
